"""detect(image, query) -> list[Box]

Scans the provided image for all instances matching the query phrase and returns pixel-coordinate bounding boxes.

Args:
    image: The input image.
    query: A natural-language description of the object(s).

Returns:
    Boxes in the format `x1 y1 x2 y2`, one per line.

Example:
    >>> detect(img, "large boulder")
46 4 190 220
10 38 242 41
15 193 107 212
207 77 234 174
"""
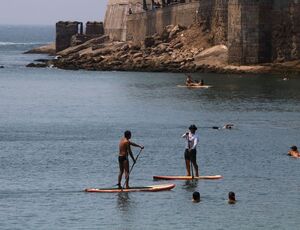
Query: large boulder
58 35 109 56
194 45 228 67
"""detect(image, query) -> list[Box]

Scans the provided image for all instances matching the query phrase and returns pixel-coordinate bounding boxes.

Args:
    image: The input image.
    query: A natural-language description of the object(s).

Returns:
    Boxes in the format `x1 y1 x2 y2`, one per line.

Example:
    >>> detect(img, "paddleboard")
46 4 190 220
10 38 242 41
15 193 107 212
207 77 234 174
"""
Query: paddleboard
85 184 176 193
177 85 212 89
153 175 223 180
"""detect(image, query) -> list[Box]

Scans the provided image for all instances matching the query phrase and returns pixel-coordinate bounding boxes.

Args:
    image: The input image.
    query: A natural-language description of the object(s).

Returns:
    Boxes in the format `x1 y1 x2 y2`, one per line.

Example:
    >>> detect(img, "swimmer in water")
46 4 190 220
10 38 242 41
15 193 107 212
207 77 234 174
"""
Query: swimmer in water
228 192 236 204
192 191 200 203
288 146 300 158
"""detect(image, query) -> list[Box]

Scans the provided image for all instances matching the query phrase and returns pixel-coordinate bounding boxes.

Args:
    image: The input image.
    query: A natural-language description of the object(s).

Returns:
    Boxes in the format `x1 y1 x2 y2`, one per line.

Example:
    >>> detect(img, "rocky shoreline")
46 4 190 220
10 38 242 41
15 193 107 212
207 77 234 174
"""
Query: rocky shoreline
24 43 56 55
26 25 300 75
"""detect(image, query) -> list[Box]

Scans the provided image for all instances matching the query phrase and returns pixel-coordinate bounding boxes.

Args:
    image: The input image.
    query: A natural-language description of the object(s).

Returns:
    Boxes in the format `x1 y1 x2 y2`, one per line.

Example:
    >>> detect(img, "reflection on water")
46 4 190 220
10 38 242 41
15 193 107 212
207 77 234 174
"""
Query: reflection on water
183 180 199 191
117 193 131 212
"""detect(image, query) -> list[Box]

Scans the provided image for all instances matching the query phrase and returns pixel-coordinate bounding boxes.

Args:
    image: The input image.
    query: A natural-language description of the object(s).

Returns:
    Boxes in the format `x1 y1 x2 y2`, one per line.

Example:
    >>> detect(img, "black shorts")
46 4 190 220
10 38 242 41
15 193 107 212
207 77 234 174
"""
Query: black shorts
118 155 128 164
184 149 197 162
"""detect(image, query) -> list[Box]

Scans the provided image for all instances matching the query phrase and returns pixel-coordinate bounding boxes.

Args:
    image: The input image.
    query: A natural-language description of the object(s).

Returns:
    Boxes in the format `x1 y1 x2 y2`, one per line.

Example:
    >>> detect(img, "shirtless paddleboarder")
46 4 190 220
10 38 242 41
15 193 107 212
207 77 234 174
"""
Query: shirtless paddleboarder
118 130 144 189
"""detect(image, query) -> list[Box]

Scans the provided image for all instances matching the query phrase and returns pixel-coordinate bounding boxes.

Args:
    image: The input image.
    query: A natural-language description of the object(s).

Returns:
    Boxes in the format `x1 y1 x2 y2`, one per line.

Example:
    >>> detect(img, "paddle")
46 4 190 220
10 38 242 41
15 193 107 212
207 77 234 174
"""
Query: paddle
186 133 194 179
198 124 234 130
122 148 143 189
198 126 220 129
190 155 194 179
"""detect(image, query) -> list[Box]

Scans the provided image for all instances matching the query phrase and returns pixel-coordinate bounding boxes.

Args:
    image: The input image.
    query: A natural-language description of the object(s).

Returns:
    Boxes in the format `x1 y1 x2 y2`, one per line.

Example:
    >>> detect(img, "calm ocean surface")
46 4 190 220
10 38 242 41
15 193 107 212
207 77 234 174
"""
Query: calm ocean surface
0 26 299 230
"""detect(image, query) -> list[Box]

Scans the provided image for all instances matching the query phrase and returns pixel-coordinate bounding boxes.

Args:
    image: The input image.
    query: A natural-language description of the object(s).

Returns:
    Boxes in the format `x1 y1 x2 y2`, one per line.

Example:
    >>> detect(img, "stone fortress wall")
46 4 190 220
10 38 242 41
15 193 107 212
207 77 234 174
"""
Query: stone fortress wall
126 0 228 44
56 21 104 52
104 0 152 41
104 0 300 65
271 0 300 62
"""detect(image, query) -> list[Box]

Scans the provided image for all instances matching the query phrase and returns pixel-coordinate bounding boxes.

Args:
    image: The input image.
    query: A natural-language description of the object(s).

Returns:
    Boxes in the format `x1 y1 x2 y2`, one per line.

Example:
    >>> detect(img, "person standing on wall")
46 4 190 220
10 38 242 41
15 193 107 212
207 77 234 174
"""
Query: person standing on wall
182 125 199 177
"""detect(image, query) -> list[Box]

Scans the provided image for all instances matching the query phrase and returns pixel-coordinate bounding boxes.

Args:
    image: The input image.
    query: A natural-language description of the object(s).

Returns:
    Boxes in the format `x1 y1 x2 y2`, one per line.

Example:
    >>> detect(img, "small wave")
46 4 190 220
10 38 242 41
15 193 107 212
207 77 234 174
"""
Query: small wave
0 42 49 46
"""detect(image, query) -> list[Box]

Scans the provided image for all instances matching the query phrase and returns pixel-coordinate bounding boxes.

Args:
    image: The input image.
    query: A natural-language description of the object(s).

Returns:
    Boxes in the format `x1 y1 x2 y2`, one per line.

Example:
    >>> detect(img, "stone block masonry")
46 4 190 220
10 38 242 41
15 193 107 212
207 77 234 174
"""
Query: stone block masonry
272 1 300 62
56 21 82 52
86 22 104 35
104 0 152 41
126 0 228 44
56 21 104 52
104 0 300 65
228 0 273 65
127 2 203 41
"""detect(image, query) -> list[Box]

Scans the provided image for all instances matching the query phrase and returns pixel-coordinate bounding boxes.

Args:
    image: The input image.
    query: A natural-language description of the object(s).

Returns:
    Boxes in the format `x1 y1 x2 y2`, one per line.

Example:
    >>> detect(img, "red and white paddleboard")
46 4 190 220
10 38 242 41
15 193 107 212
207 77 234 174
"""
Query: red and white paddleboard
153 175 223 180
85 184 176 193
177 85 212 89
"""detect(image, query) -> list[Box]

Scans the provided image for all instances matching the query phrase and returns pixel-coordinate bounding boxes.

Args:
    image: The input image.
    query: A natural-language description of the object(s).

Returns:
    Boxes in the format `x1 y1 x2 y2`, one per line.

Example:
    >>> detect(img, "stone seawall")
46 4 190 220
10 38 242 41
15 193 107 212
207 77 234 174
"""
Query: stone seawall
56 21 81 52
228 0 273 65
105 0 300 66
227 0 300 65
126 0 228 45
104 1 129 41
127 2 202 41
272 1 300 62
26 0 300 73
104 0 152 41
211 0 228 45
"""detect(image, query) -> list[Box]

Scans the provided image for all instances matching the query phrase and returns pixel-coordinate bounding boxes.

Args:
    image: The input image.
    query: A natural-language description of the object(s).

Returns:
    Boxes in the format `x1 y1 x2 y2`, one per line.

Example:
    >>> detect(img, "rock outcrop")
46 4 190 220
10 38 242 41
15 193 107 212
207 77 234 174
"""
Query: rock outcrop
27 24 300 74
24 43 56 55
53 24 212 72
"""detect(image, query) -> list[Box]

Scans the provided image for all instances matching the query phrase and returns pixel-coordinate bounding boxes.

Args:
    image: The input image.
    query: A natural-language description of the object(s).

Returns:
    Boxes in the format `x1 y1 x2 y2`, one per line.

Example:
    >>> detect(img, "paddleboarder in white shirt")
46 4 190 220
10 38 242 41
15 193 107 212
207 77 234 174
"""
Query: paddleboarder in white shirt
182 124 199 177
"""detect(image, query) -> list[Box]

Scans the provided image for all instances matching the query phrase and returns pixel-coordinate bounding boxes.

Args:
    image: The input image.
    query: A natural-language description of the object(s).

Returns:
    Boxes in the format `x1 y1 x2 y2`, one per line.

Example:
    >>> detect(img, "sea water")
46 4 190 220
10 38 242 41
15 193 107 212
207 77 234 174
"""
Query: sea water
0 25 299 230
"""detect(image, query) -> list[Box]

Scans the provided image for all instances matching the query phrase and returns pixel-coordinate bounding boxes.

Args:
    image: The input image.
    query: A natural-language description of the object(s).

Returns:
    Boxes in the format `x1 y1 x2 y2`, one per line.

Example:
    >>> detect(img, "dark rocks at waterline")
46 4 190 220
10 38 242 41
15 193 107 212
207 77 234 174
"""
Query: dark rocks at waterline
34 59 51 63
26 57 55 68
26 63 49 68
0 66 4 69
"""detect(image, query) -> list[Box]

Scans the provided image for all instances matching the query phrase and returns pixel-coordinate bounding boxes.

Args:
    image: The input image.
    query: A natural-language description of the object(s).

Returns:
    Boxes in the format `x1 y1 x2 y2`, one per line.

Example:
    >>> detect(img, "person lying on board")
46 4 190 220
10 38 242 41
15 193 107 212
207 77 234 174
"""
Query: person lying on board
194 79 204 86
118 130 144 189
288 146 300 158
182 124 199 177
